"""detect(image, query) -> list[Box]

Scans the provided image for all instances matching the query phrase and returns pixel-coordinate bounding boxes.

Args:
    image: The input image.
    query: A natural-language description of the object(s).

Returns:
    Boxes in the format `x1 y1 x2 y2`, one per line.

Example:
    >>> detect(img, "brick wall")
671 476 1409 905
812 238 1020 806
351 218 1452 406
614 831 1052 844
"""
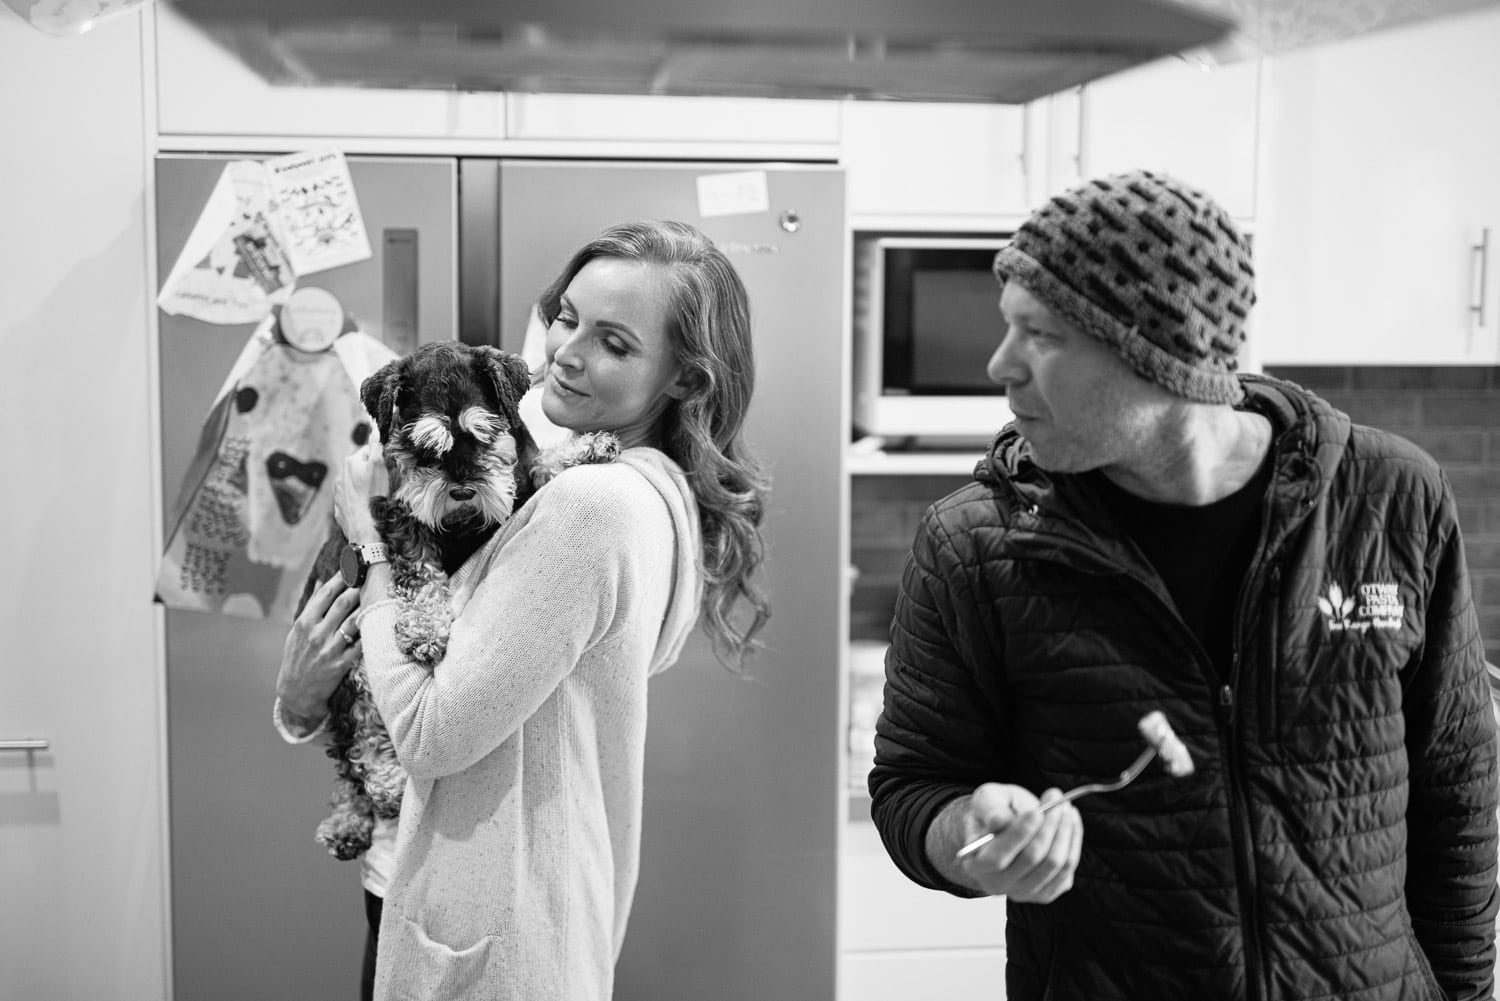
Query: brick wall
1268 366 1500 666
848 366 1500 663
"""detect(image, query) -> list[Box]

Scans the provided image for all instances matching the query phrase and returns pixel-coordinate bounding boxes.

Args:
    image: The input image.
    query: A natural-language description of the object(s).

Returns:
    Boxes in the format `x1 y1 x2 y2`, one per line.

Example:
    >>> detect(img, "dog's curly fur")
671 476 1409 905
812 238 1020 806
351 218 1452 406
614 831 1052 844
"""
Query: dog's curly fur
294 341 620 861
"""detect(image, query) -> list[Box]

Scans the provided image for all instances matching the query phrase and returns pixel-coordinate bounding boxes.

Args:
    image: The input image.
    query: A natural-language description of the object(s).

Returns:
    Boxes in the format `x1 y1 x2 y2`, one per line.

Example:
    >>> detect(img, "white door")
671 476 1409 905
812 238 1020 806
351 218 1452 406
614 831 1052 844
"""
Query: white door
0 11 169 1000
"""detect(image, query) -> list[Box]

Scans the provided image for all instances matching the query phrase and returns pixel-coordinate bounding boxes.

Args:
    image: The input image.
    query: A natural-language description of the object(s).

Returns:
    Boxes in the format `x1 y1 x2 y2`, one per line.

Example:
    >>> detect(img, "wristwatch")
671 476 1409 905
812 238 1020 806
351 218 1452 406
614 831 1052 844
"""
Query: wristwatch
339 541 390 587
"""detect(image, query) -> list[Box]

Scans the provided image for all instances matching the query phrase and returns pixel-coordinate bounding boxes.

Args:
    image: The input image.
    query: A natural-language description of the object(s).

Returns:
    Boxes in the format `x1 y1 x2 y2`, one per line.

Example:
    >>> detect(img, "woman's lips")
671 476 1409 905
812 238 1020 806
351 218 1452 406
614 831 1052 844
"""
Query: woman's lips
549 371 586 397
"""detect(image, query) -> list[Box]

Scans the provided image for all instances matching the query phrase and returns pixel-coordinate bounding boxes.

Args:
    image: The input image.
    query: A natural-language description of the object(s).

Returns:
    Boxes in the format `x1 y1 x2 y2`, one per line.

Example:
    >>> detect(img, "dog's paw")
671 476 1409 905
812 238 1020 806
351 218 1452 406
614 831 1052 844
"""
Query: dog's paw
400 635 449 666
530 432 622 487
576 431 622 465
315 800 376 860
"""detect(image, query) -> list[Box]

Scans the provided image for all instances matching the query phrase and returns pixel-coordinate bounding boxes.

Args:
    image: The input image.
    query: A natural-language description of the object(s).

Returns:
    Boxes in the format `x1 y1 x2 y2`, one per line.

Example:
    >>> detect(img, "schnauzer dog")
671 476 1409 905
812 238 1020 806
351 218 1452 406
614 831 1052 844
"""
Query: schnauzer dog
295 340 619 860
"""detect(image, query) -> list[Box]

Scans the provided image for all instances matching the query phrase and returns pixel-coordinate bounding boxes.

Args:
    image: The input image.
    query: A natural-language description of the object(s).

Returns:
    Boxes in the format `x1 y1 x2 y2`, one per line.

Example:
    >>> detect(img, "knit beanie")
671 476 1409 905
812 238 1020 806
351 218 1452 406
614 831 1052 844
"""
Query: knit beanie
992 169 1255 404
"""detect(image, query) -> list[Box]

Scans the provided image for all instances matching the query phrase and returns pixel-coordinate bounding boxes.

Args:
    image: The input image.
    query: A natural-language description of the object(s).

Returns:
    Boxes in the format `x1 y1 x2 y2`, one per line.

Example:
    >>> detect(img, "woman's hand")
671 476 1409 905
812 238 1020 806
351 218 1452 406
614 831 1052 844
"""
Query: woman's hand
334 442 390 546
276 575 363 726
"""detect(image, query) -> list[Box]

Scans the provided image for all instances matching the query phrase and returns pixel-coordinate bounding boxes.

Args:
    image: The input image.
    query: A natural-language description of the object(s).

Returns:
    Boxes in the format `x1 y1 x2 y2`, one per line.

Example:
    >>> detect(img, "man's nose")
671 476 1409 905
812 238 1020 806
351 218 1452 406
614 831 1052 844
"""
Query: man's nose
986 329 1024 387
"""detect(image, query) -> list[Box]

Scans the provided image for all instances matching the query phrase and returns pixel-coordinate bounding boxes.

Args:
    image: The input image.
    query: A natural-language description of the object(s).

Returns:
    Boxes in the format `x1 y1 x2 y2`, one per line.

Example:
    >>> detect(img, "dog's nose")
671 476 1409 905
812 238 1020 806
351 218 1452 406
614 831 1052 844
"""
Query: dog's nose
449 486 476 501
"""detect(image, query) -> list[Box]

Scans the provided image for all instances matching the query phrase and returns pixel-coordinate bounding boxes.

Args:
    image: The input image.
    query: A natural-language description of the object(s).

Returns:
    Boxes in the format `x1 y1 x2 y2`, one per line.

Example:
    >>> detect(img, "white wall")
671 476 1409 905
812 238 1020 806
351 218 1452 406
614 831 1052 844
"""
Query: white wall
0 8 167 999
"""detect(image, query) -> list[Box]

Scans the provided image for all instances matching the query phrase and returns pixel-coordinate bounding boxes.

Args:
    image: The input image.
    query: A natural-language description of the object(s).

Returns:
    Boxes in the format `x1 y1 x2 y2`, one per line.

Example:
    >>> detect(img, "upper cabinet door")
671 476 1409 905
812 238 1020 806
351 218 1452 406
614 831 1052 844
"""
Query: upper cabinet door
1075 56 1261 220
504 93 840 151
841 101 1030 226
1252 5 1500 365
154 5 503 141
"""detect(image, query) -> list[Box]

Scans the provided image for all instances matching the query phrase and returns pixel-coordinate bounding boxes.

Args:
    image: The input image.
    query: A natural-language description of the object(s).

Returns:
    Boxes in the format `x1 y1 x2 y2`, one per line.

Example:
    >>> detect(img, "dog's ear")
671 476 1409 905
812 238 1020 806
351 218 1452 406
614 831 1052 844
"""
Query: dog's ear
473 346 533 430
360 357 404 444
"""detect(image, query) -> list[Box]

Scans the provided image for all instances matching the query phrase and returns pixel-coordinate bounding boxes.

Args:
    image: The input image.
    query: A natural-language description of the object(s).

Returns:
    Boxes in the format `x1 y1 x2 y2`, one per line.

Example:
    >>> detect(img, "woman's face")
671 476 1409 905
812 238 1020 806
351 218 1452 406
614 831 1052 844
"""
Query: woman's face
541 257 687 449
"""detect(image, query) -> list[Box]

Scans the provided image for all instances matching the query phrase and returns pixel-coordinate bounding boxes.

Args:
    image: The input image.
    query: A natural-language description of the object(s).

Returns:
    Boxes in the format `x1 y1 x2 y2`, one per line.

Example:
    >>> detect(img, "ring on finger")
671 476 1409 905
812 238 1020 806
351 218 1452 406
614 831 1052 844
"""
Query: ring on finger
338 625 356 645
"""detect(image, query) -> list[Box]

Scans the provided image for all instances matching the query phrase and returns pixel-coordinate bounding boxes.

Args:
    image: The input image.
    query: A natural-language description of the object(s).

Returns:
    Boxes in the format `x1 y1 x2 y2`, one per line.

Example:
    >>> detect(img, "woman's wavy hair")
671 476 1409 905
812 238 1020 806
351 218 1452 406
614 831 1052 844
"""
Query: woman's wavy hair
535 220 771 670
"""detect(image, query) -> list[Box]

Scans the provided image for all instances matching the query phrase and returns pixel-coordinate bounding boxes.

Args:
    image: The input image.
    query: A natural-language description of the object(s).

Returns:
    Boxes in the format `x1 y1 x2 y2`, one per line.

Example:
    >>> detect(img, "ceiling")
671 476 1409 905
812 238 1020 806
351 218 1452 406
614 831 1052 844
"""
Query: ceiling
1174 0 1500 60
164 0 1499 102
166 0 1238 104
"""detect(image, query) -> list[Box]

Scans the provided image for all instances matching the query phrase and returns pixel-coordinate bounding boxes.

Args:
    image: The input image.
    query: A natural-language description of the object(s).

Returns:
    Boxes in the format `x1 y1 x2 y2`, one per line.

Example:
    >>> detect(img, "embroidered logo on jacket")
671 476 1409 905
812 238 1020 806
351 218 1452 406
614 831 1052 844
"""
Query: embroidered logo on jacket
1317 581 1403 633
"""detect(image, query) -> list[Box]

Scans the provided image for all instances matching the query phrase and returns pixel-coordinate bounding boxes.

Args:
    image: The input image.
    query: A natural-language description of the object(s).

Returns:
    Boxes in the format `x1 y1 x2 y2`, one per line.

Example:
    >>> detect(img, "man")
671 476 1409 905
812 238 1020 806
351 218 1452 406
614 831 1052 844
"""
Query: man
868 169 1498 1001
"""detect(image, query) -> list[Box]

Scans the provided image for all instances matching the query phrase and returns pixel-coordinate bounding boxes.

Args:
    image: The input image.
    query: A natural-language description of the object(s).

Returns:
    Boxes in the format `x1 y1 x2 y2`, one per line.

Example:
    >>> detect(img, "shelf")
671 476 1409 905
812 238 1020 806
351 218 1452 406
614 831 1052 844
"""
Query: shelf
846 449 986 476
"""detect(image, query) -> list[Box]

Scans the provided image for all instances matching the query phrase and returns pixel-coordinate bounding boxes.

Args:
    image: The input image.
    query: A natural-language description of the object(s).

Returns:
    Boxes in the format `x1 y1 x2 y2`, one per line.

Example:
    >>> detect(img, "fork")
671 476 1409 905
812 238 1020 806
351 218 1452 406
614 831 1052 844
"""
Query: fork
954 745 1159 860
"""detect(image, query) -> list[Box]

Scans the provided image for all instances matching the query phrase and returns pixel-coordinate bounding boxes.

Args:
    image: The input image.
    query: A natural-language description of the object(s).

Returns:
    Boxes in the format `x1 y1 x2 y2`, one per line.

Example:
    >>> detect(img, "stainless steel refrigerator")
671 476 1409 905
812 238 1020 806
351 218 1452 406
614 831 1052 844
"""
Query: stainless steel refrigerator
156 155 845 1001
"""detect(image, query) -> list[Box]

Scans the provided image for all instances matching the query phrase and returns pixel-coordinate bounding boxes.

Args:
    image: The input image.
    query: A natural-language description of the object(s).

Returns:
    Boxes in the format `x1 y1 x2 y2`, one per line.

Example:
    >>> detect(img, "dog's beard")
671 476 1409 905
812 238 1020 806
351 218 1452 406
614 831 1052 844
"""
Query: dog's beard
389 443 518 532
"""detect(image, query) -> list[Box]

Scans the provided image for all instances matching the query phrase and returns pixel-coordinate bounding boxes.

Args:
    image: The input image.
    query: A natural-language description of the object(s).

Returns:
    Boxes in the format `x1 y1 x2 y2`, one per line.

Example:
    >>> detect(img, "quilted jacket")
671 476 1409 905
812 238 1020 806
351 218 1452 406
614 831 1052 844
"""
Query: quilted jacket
869 375 1498 1001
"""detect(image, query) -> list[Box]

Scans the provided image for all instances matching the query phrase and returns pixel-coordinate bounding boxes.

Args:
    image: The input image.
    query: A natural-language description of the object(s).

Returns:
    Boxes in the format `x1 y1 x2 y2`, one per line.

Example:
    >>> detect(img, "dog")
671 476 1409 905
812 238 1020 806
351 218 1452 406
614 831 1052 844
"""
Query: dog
294 340 619 860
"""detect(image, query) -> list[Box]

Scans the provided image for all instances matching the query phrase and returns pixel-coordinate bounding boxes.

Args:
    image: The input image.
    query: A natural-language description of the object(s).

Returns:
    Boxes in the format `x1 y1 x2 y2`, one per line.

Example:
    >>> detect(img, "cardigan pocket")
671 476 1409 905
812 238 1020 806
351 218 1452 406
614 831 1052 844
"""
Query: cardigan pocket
385 914 495 998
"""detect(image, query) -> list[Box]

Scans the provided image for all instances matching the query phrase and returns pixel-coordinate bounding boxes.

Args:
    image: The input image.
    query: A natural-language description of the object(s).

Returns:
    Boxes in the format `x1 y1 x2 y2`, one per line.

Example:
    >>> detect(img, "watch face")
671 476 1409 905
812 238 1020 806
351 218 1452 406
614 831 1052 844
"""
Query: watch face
339 544 363 588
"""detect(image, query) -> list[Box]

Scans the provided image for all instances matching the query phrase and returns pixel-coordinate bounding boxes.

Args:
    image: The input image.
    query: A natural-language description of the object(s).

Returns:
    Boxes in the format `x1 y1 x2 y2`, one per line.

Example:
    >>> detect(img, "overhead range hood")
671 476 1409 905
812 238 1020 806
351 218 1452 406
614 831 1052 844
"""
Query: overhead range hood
166 0 1236 104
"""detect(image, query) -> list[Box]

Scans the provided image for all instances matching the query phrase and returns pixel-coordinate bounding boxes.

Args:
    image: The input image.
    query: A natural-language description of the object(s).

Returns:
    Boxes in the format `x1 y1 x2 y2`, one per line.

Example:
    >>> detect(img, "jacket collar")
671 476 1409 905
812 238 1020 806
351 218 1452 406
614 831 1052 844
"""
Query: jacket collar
976 374 1351 523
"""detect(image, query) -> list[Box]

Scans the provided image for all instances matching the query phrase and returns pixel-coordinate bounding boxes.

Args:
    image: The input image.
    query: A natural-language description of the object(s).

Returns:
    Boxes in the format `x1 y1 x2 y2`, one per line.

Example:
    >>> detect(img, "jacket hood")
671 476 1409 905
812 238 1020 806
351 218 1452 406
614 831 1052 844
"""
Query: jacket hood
616 448 704 676
975 373 1353 512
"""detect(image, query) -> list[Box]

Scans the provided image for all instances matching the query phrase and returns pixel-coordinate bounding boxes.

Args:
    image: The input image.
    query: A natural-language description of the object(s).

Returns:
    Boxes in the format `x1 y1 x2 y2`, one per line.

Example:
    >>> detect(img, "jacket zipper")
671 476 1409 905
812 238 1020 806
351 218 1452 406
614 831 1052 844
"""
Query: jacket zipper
1216 682 1264 1001
1222 456 1286 1001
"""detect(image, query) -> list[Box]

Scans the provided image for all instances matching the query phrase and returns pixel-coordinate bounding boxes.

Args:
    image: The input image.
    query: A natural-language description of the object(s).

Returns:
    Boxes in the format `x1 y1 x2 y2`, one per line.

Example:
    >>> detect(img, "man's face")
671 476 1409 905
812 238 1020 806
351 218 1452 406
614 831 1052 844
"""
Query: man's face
988 283 1174 474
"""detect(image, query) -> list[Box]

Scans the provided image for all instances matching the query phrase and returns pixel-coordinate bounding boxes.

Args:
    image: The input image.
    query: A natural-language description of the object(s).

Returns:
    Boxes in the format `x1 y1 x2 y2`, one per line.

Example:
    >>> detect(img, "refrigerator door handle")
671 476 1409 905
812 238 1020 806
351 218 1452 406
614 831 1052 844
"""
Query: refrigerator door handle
0 739 49 751
1471 226 1489 330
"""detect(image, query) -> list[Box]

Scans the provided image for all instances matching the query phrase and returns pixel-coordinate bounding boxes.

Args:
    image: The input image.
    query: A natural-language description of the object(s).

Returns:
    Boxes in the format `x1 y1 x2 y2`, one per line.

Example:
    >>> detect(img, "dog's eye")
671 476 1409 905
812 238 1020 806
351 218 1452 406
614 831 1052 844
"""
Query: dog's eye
457 407 504 443
352 422 371 446
235 387 259 413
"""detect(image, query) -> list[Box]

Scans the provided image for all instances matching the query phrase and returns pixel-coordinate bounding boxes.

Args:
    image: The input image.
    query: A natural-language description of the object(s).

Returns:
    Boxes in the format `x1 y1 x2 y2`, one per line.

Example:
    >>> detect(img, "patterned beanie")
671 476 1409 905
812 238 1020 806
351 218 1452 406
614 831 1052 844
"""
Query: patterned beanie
992 169 1255 404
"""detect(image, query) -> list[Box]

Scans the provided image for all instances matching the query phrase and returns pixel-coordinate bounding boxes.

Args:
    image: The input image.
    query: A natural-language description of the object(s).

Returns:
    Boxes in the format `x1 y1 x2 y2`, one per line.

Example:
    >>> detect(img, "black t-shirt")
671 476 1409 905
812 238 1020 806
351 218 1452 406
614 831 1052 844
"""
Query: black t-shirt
1087 456 1272 681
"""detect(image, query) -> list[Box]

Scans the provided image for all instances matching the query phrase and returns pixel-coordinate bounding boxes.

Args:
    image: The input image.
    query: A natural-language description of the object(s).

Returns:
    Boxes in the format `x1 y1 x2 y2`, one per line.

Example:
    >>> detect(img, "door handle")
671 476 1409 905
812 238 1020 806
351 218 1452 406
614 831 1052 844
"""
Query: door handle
1472 227 1490 330
0 739 49 751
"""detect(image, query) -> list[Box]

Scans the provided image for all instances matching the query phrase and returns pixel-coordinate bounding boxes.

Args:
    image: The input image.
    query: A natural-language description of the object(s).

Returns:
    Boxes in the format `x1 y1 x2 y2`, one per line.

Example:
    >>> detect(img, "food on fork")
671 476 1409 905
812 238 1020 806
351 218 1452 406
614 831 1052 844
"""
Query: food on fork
1138 710 1195 777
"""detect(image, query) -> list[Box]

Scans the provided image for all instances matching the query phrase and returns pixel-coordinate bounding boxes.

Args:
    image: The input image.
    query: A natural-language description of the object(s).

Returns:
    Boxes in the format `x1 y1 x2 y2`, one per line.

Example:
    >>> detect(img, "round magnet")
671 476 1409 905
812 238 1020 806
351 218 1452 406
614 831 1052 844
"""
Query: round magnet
280 287 345 353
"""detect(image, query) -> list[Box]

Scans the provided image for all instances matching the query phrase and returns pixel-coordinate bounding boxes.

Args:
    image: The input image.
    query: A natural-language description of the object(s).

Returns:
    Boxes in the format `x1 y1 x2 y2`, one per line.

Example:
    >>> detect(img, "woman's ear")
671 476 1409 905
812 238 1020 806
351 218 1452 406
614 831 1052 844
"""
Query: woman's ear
664 367 702 400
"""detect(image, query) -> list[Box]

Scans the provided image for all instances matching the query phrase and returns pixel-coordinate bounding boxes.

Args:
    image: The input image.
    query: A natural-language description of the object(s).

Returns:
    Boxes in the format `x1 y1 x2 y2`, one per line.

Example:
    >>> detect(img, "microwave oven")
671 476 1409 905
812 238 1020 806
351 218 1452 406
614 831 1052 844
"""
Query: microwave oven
852 235 1015 443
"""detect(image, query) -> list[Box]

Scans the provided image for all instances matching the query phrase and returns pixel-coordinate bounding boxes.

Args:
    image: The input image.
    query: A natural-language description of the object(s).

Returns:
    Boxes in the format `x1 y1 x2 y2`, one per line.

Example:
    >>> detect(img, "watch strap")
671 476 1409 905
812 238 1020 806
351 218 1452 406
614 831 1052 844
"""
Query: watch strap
356 542 390 566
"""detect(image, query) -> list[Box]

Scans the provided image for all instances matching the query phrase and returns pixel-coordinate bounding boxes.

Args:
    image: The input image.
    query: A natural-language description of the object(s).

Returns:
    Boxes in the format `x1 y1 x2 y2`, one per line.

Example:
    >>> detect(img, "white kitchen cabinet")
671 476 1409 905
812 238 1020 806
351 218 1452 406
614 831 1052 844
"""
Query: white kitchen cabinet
1074 55 1261 220
504 93 840 151
153 5 504 142
841 100 1030 227
841 759 1008 999
842 818 1008 953
1252 5 1500 365
842 948 1008 1000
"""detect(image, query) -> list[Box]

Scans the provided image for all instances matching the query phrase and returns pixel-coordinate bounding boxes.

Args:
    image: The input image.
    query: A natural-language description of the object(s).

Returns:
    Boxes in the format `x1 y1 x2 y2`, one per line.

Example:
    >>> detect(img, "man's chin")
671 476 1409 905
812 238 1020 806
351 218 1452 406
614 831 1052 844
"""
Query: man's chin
1022 439 1094 475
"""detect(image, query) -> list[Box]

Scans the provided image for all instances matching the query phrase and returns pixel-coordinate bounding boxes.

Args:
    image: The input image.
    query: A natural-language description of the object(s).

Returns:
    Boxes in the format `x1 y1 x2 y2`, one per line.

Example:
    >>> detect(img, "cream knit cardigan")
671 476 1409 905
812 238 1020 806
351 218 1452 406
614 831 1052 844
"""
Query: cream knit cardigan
362 448 703 1001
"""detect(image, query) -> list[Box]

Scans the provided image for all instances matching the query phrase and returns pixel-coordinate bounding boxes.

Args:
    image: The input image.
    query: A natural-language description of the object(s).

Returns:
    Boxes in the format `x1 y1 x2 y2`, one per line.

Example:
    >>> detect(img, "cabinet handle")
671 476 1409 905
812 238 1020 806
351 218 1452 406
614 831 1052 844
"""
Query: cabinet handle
1472 227 1490 330
0 739 49 751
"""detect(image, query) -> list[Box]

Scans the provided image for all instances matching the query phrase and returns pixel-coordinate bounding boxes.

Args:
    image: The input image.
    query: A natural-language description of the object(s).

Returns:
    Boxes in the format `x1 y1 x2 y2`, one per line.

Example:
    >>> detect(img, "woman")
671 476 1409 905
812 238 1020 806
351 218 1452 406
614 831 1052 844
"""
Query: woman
277 218 770 1001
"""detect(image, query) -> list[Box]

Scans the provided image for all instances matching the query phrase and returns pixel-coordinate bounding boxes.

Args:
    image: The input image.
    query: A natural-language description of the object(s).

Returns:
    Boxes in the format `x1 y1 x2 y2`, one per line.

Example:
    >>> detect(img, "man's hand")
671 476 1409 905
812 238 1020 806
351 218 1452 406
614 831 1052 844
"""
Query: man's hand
927 783 1083 903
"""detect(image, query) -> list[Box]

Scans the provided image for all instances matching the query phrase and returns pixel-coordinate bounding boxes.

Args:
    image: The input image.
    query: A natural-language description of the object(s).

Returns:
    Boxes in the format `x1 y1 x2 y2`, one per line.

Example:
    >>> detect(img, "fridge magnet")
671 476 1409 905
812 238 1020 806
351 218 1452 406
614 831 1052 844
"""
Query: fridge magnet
155 316 397 621
156 160 295 326
279 286 351 353
265 149 373 277
696 169 770 218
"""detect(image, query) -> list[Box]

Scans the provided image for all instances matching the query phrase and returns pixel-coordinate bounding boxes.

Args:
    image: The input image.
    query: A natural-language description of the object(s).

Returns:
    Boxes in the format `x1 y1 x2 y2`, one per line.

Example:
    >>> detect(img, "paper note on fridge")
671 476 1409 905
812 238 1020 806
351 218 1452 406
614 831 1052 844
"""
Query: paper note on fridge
697 170 770 218
265 149 373 276
156 159 294 325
